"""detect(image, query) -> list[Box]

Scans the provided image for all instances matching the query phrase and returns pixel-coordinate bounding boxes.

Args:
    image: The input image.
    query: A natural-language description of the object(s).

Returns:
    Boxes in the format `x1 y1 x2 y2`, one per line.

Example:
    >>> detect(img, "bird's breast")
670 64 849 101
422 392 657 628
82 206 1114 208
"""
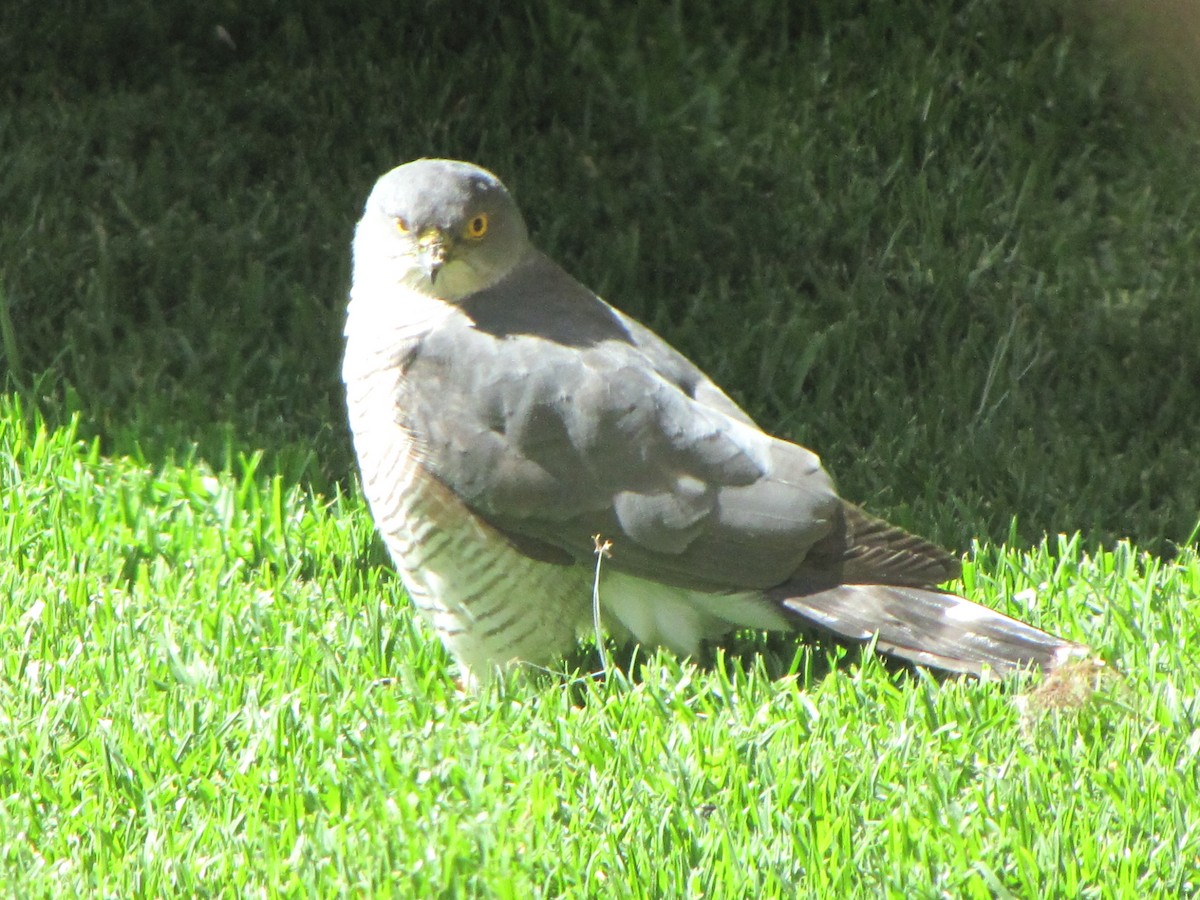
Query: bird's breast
343 320 592 684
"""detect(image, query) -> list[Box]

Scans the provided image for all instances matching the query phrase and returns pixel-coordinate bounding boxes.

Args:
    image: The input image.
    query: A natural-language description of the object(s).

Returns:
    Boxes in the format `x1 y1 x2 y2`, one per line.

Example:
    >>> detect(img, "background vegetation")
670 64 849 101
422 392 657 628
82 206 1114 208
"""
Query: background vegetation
1 0 1197 895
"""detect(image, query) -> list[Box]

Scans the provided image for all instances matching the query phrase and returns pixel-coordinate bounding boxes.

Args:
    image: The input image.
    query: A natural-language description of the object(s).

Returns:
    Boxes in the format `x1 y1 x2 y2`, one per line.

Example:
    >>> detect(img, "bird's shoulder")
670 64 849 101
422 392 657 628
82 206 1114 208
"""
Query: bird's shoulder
408 251 757 427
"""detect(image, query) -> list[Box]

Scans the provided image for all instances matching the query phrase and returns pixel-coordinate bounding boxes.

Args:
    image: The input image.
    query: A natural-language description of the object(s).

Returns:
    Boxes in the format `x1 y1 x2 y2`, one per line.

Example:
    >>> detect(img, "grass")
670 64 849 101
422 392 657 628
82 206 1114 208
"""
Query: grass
1 401 1197 896
2 0 1199 895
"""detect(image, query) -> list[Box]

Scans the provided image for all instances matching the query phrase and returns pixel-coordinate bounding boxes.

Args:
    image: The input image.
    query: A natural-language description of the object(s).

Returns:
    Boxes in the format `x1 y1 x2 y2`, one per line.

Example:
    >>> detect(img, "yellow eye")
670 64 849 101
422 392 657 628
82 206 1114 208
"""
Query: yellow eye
466 214 488 239
394 216 411 233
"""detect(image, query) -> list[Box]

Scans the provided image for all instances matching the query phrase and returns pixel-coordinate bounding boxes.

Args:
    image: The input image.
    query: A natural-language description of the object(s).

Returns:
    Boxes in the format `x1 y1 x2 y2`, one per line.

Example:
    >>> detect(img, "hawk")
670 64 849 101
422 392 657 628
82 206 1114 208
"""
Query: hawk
342 158 1088 687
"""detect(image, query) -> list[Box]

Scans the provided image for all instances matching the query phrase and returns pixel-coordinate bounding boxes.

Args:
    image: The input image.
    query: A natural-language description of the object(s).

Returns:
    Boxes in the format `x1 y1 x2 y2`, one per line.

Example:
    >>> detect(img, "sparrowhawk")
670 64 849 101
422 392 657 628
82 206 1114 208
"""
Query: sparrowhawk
342 158 1088 687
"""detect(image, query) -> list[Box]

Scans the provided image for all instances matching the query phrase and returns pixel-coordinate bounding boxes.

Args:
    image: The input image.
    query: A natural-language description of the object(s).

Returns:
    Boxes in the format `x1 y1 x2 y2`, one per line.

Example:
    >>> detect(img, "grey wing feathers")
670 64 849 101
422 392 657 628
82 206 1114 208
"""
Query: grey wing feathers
608 306 761 429
398 254 841 592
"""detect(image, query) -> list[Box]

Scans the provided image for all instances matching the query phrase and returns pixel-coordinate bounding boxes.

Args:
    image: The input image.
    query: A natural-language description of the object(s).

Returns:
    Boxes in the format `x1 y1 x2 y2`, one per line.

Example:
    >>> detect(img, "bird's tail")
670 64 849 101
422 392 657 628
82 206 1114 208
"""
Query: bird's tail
777 584 1089 676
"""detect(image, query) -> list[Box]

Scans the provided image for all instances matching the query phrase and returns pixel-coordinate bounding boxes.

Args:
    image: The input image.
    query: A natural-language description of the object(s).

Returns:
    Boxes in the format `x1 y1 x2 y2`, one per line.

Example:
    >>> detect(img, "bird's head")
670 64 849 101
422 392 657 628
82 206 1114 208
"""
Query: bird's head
354 158 531 302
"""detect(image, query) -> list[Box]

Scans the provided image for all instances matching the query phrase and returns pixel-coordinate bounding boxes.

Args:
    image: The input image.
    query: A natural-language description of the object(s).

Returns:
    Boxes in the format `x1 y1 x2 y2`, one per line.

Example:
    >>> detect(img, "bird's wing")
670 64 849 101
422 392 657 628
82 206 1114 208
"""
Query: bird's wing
397 253 842 592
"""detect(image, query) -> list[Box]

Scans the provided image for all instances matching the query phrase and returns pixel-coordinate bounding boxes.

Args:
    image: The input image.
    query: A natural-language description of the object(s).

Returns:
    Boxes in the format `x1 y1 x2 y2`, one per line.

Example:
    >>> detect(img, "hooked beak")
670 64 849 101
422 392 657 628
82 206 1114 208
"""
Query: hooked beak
417 228 452 283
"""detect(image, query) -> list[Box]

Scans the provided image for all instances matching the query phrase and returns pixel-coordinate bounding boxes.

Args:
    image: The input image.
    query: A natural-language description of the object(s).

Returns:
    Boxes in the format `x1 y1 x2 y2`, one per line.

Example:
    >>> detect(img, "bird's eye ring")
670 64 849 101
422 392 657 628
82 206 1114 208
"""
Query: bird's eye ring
466 214 488 239
394 216 411 234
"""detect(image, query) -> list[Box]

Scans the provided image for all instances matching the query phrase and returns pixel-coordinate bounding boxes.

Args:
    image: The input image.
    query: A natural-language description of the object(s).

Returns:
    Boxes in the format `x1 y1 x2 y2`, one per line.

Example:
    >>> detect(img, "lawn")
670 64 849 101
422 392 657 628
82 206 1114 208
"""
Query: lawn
1 0 1199 896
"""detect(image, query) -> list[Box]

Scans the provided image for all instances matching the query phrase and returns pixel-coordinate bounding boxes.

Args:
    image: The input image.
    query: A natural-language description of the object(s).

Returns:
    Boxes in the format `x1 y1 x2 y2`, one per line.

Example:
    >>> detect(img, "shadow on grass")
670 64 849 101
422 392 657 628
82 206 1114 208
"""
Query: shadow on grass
5 0 1199 551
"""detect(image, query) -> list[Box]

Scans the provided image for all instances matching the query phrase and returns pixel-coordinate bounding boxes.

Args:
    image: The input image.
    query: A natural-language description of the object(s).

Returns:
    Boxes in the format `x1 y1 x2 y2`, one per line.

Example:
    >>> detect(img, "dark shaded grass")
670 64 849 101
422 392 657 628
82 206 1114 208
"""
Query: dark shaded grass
1 0 1198 553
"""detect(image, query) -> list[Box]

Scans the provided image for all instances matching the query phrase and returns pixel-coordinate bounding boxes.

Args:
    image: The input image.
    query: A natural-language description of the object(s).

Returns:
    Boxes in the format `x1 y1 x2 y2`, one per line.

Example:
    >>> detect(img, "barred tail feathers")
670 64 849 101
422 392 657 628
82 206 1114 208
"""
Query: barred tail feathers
778 584 1088 676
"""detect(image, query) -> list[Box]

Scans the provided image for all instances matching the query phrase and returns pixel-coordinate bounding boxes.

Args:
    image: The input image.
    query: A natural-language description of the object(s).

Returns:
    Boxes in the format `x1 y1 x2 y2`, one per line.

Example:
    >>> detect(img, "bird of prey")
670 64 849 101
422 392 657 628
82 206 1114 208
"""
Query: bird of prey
342 158 1088 687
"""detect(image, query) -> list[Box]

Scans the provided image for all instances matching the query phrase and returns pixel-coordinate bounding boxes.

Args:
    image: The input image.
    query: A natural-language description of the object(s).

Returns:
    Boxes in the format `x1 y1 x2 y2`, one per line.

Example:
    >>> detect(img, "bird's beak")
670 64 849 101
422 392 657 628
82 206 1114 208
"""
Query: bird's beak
417 228 452 284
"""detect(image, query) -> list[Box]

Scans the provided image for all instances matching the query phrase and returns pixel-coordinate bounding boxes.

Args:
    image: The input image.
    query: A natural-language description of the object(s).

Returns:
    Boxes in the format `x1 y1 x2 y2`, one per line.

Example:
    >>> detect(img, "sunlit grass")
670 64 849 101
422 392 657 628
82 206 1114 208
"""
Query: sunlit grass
1 398 1197 896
